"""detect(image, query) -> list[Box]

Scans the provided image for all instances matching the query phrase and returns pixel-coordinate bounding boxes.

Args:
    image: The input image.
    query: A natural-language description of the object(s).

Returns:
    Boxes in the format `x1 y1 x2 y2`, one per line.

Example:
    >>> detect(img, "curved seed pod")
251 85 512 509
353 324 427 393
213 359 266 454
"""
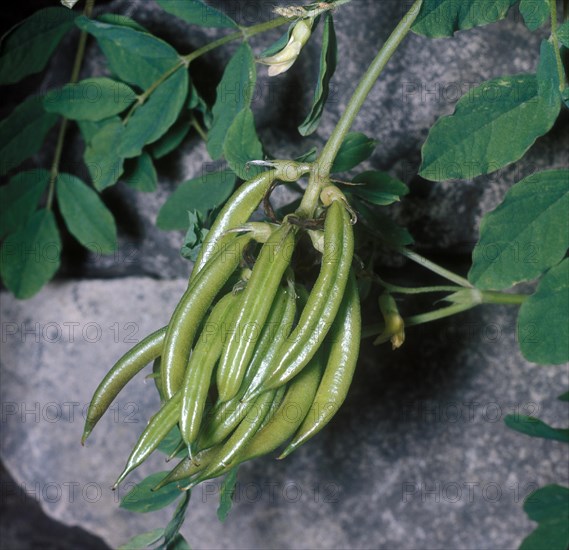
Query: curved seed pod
113 392 182 488
197 285 291 449
82 327 166 444
243 353 324 460
280 270 361 459
180 292 241 447
190 171 277 281
152 446 219 491
191 354 324 481
183 390 277 489
161 233 253 400
216 224 297 402
248 200 354 396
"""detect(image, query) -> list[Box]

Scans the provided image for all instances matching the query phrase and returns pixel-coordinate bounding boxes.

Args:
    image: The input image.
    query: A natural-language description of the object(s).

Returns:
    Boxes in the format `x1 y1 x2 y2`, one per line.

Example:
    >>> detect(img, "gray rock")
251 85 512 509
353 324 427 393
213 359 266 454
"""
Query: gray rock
1 277 568 549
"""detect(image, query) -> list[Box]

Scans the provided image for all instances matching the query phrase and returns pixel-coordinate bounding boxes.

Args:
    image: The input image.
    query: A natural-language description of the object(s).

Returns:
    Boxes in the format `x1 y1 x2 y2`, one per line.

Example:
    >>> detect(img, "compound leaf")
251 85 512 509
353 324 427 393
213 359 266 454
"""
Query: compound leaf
0 209 61 299
157 170 236 230
0 95 58 174
298 12 337 136
0 7 76 85
43 78 136 121
207 43 256 159
223 108 264 180
156 0 237 28
56 173 117 254
517 259 569 365
412 0 517 38
469 170 569 289
420 75 560 181
0 170 49 238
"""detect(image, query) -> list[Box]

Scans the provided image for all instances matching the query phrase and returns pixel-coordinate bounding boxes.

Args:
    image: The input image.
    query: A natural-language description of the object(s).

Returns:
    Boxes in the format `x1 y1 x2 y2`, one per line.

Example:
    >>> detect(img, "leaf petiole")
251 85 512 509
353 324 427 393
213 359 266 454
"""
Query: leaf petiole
46 0 95 210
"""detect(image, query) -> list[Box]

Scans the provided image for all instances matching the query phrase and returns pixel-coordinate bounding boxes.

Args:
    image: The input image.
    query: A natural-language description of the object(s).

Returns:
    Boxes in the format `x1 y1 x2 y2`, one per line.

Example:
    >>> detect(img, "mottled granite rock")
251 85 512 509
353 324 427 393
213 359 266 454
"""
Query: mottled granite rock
1 277 568 549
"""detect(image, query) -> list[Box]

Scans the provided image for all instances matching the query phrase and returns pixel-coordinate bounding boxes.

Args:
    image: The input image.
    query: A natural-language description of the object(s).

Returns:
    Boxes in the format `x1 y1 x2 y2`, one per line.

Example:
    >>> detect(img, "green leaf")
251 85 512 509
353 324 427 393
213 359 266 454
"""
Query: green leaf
331 132 378 173
559 392 569 403
181 211 209 263
558 21 569 48
0 7 76 85
0 170 49 239
155 0 237 29
537 40 562 109
118 528 164 550
504 415 569 443
76 16 181 89
350 171 409 206
562 88 569 109
223 108 265 180
77 116 120 145
519 0 550 31
468 170 569 289
56 173 117 254
188 87 212 129
517 259 569 365
166 534 191 550
157 492 191 550
157 425 184 456
43 78 136 121
97 14 148 33
295 147 318 163
0 95 58 174
150 115 191 159
352 197 414 247
0 209 61 299
520 485 569 550
84 119 126 191
207 43 256 159
412 0 516 38
120 471 182 513
419 75 560 181
298 12 337 136
217 467 239 522
118 68 189 158
125 153 158 192
259 23 295 57
157 170 236 230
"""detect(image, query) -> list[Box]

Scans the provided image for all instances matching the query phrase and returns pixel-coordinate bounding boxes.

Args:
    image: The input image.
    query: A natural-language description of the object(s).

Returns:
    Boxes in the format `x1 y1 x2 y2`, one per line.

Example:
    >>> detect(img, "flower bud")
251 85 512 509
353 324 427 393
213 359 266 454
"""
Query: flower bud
259 18 314 77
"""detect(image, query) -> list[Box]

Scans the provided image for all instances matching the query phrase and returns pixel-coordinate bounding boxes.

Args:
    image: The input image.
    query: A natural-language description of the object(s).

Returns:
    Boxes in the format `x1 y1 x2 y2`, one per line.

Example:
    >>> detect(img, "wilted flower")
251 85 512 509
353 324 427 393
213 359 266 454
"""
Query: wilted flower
374 292 406 350
259 18 314 77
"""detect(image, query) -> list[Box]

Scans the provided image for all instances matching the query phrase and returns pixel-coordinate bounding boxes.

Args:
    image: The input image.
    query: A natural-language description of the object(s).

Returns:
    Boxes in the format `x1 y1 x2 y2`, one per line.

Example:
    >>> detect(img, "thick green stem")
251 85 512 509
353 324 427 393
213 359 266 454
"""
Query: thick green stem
397 247 473 288
318 1 422 173
550 0 566 92
480 291 528 306
47 0 95 210
298 0 423 216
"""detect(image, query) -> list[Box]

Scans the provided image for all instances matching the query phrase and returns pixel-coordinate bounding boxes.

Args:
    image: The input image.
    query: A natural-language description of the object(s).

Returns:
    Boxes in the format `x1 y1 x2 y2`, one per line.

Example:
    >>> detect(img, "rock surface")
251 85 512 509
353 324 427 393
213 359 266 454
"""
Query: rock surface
1 1 568 549
1 277 568 549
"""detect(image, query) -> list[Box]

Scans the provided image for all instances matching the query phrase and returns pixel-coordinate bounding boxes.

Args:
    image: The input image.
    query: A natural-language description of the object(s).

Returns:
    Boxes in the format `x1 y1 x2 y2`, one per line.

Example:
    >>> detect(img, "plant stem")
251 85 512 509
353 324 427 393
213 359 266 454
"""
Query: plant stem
396 247 474 288
190 115 208 142
297 0 423 216
480 291 528 305
319 2 422 172
47 0 95 209
124 16 290 124
361 290 528 340
550 0 567 92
